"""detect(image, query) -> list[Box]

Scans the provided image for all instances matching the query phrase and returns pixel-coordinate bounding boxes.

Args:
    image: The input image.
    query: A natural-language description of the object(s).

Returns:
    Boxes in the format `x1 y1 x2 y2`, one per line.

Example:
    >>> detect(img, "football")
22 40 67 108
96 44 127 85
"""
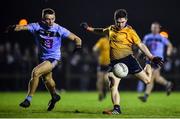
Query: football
113 63 129 78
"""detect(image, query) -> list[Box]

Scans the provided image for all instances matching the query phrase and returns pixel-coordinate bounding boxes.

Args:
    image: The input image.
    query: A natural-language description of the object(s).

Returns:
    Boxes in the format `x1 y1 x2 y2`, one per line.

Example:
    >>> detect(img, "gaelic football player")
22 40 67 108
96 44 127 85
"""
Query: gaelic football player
93 36 110 101
138 22 173 102
81 9 163 114
7 8 82 111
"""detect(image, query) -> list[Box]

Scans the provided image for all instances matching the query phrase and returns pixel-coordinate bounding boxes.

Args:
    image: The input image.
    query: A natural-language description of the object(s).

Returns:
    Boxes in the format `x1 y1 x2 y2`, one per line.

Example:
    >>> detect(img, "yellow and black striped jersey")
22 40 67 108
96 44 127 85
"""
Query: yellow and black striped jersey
103 25 141 60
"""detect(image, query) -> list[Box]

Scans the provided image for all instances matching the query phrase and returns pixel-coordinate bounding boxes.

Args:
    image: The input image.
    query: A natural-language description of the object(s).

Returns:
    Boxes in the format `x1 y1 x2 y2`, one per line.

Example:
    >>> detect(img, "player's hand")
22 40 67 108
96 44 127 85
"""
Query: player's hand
80 22 89 30
151 56 164 67
5 25 16 33
73 45 82 54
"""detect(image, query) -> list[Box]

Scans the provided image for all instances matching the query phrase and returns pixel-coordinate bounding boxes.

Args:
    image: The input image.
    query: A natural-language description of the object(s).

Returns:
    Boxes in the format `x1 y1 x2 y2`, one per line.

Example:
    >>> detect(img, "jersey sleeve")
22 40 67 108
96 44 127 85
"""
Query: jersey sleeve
103 26 110 36
58 26 71 39
130 29 141 45
162 37 170 45
27 23 39 33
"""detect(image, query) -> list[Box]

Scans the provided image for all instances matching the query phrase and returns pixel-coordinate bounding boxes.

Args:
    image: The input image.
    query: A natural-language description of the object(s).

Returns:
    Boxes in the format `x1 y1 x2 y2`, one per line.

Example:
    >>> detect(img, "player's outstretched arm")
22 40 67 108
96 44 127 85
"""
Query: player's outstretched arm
80 22 107 35
137 42 153 60
67 33 82 53
14 25 28 31
137 42 164 66
6 25 28 33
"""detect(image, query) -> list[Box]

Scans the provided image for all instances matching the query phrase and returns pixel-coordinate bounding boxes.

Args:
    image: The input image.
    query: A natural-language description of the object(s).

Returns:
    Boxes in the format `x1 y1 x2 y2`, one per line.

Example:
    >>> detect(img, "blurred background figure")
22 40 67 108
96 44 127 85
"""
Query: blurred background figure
138 22 174 102
92 37 110 101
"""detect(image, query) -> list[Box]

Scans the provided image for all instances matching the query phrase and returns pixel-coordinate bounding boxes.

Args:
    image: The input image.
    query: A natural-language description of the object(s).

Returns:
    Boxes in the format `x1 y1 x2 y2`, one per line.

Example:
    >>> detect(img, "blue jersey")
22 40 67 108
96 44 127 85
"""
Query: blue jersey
143 33 169 59
27 22 70 60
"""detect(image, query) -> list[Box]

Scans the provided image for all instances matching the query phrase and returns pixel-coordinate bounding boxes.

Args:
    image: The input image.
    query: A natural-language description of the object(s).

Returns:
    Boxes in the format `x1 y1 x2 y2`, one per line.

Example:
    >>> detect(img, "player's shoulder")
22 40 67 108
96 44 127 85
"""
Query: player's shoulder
157 33 165 38
125 25 138 34
127 25 135 31
54 23 69 31
109 25 117 30
53 23 62 29
28 22 40 27
144 33 153 38
27 22 40 31
157 34 169 42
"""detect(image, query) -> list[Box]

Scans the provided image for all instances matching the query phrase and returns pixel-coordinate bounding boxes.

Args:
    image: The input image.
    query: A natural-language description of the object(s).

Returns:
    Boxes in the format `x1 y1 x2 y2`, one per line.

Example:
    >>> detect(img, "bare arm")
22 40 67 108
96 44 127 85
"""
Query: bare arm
66 33 82 47
87 27 107 35
136 42 154 60
80 22 108 35
14 25 28 31
166 42 173 56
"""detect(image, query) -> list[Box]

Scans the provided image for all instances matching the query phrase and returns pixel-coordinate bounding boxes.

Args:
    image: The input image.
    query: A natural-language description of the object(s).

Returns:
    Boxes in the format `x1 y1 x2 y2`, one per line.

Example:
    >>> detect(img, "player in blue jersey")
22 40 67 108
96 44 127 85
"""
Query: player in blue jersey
7 8 82 110
138 22 173 102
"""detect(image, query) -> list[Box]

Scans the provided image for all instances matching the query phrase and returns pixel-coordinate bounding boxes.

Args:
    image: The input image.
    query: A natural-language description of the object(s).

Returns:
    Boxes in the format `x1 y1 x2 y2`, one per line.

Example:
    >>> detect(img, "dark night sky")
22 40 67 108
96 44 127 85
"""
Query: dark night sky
1 0 180 48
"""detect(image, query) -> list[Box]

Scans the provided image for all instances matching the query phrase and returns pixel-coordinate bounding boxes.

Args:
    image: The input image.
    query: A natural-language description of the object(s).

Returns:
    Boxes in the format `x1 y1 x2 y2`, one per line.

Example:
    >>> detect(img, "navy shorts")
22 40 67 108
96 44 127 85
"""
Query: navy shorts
97 65 110 72
39 58 60 69
110 55 142 74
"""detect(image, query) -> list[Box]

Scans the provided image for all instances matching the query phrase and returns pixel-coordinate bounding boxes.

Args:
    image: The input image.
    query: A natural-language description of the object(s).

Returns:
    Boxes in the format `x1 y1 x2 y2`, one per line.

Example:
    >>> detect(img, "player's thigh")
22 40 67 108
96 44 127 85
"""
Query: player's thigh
32 61 53 76
134 70 150 82
154 68 161 81
97 71 104 79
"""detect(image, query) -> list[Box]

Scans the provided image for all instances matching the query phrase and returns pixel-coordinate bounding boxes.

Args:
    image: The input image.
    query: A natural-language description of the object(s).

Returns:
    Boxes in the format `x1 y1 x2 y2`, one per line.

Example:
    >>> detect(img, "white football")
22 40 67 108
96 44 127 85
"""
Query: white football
113 63 129 78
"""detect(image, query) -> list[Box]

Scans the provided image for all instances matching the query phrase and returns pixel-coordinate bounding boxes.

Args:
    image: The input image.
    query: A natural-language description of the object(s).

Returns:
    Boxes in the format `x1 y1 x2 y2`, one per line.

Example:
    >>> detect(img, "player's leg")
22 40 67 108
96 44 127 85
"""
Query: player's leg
138 68 156 102
19 61 53 108
137 80 145 94
126 55 152 84
97 71 105 101
96 70 108 101
134 64 152 84
43 72 60 111
43 72 57 97
103 72 121 114
154 68 173 96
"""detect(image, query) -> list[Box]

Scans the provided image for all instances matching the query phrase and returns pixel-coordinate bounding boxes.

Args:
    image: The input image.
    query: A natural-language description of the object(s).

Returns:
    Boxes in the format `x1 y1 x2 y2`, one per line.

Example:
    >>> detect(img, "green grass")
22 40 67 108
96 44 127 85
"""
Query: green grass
0 91 180 118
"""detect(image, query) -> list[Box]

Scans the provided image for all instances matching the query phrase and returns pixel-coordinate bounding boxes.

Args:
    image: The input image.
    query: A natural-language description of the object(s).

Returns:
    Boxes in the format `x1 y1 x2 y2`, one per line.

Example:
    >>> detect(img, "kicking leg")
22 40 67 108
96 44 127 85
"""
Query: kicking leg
135 64 152 84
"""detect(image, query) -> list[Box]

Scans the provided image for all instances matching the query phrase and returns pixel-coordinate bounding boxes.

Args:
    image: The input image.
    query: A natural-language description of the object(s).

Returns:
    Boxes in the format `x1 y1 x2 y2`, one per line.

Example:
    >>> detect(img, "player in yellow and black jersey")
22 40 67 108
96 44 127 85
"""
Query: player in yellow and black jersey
93 37 110 101
81 9 164 114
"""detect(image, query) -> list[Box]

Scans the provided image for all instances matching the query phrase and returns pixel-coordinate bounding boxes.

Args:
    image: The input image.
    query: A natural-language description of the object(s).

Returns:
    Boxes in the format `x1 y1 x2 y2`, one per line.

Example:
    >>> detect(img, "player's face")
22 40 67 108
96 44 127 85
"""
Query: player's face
151 24 160 34
115 18 127 29
43 14 55 27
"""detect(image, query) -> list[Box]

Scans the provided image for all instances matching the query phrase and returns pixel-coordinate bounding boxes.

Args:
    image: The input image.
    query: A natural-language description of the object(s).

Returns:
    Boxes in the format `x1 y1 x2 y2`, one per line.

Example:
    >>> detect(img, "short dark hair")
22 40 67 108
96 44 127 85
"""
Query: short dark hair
152 21 161 27
114 9 128 20
42 8 55 18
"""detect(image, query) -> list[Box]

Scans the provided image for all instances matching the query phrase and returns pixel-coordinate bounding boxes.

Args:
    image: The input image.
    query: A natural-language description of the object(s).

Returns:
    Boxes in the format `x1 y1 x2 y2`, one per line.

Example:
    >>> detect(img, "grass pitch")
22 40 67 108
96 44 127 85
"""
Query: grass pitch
0 91 180 118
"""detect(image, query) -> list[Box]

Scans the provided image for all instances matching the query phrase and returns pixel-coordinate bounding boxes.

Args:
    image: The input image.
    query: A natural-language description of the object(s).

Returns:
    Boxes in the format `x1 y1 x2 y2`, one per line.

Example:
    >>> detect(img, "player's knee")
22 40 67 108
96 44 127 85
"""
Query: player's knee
109 77 118 89
44 77 51 82
108 72 120 89
144 77 151 84
32 68 40 78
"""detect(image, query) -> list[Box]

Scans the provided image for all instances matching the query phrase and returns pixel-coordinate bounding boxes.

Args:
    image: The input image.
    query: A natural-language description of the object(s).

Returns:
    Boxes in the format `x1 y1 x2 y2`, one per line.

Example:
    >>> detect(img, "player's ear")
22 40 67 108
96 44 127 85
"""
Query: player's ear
54 16 56 21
